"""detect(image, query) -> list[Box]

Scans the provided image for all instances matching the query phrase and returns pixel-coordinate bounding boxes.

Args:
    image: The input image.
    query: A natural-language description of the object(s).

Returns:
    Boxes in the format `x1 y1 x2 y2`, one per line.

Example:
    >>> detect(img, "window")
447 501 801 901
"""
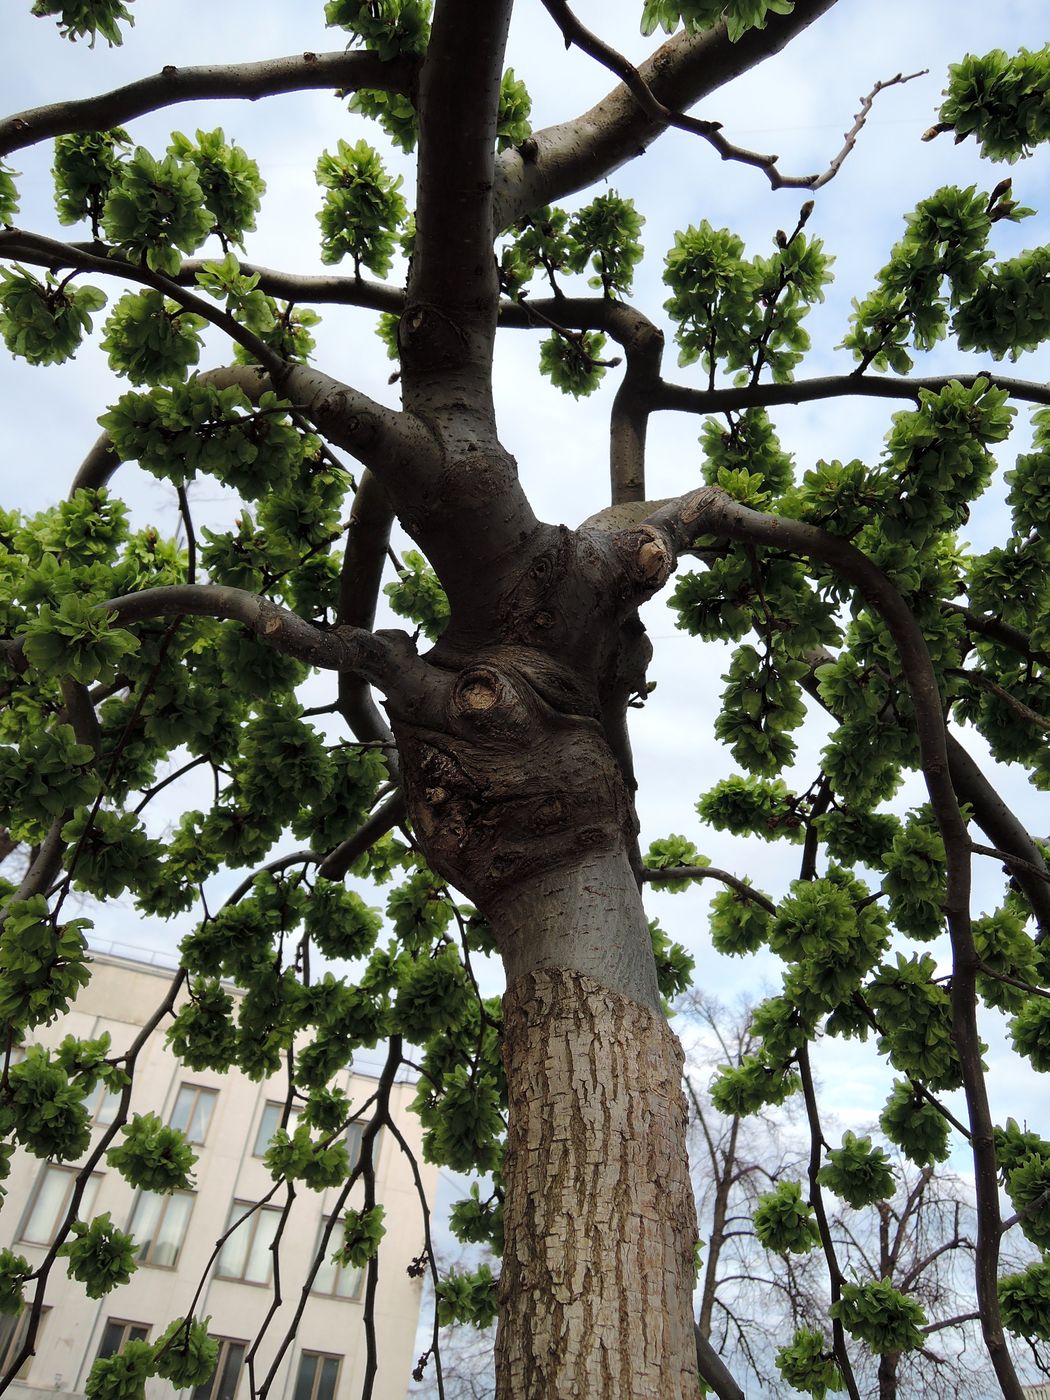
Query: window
311 1218 363 1302
96 1319 150 1360
293 1352 341 1400
216 1201 281 1285
169 1085 218 1145
85 1079 123 1127
192 1338 246 1400
129 1191 194 1268
19 1166 100 1246
0 1307 50 1380
252 1102 300 1158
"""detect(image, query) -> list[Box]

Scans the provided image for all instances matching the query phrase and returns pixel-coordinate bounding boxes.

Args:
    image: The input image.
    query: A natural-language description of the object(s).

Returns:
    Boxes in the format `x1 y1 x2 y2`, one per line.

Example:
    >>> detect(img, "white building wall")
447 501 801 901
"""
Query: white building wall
2 954 437 1400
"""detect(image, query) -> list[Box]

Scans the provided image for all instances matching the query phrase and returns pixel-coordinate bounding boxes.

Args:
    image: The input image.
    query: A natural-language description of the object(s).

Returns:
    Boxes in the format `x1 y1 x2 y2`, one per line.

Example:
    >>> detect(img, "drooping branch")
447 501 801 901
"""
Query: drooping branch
0 228 285 374
0 50 417 157
71 365 272 492
642 863 777 911
493 0 840 228
538 0 922 193
500 295 665 502
0 232 425 477
336 468 400 769
644 484 1022 1396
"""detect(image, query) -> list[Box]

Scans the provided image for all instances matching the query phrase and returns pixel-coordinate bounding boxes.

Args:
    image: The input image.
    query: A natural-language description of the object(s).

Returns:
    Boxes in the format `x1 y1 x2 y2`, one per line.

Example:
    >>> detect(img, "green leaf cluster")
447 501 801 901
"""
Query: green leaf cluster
152 1317 218 1388
100 381 304 496
58 1213 136 1297
0 267 106 366
0 1250 32 1317
264 1123 349 1189
85 1339 154 1400
867 954 963 1089
644 834 707 892
383 551 450 640
334 1205 386 1268
1 1043 90 1159
449 1183 503 1253
664 221 830 381
324 0 431 59
436 1263 498 1328
0 896 91 1030
752 1179 819 1254
775 1328 843 1398
168 129 265 247
709 884 772 956
830 1279 926 1354
100 289 206 386
315 139 407 275
818 1131 896 1208
106 1113 196 1192
101 147 214 274
538 330 609 398
999 1260 1050 1341
879 1081 950 1166
641 0 794 44
714 643 806 775
939 45 1050 161
52 129 130 231
32 0 134 46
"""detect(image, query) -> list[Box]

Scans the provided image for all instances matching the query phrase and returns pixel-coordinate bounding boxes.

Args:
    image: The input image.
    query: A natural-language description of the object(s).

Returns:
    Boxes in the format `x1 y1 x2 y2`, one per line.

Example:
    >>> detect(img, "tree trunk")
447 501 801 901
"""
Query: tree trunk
878 1352 899 1399
391 637 700 1397
498 964 698 1398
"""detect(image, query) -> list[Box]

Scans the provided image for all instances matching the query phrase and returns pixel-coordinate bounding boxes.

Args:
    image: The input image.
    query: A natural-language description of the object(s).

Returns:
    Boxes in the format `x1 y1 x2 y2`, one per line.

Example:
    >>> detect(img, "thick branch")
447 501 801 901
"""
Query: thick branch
336 469 400 768
493 0 839 227
402 0 511 423
0 51 417 157
176 259 404 311
655 370 1050 415
947 734 1050 939
96 584 421 692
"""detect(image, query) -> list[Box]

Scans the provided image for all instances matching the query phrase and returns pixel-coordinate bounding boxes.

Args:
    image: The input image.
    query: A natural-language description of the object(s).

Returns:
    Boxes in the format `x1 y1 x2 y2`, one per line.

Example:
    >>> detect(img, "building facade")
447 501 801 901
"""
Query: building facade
1 953 436 1400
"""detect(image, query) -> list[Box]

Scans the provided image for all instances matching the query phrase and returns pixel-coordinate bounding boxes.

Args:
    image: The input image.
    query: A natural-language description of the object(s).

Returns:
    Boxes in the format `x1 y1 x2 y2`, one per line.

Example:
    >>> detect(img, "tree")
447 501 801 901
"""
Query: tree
681 996 1047 1399
0 1 1049 1397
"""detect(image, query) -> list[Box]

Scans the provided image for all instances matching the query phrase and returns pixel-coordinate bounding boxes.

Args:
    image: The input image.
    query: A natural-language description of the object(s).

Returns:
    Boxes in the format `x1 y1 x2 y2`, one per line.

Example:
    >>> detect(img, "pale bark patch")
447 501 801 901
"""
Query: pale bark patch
497 967 698 1399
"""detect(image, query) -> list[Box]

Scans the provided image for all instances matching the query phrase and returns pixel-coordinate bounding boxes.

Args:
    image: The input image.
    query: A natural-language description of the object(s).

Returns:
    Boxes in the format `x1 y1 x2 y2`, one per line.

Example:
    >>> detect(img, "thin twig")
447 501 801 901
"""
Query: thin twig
538 0 923 192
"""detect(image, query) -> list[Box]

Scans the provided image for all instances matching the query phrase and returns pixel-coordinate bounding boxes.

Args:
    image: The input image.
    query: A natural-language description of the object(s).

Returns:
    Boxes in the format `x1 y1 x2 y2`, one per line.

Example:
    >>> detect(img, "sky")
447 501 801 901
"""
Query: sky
3 0 1050 1345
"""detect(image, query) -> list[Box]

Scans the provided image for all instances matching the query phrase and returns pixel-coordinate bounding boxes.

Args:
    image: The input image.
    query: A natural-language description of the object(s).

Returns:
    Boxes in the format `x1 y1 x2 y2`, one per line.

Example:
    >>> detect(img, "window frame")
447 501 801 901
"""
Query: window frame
169 1083 218 1145
191 1336 247 1400
293 1351 342 1400
18 1165 100 1247
0 1307 50 1380
95 1318 151 1361
252 1101 301 1158
85 1078 123 1127
215 1200 283 1286
310 1216 364 1303
128 1189 195 1269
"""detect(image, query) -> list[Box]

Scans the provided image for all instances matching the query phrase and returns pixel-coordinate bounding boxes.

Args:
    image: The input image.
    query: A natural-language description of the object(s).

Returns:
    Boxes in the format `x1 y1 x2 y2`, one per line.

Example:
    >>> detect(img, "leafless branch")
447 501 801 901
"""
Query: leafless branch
0 51 417 157
538 0 923 192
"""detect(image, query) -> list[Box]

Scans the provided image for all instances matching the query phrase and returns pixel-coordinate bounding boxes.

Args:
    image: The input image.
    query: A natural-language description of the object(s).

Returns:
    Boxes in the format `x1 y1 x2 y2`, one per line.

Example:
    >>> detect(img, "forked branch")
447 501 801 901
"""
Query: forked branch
539 0 924 191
